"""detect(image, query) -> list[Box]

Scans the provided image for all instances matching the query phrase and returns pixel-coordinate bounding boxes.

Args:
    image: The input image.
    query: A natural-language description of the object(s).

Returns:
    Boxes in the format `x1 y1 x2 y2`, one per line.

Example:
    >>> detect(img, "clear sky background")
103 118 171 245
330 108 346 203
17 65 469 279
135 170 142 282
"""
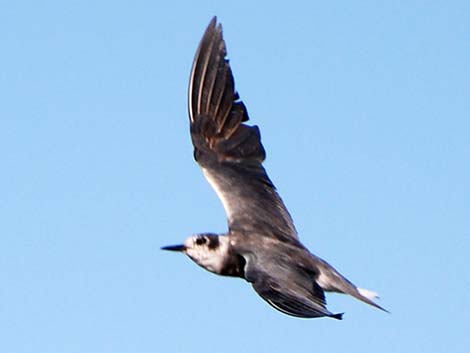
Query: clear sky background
1 1 469 352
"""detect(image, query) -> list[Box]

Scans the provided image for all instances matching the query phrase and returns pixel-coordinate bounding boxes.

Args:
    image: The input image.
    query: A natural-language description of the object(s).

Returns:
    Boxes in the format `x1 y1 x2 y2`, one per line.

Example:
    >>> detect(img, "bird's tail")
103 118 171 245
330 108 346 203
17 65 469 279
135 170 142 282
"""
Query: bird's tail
354 287 389 313
358 287 379 301
316 259 389 313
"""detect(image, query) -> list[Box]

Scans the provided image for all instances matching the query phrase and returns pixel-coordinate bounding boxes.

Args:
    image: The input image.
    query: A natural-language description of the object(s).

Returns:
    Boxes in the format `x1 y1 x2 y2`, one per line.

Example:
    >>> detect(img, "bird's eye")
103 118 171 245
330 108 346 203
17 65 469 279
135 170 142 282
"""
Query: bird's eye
195 237 206 245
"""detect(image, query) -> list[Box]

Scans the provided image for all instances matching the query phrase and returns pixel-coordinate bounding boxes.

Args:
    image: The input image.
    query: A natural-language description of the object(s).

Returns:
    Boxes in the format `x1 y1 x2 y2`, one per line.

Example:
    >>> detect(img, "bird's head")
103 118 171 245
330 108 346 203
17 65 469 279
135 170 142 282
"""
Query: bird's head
161 233 229 274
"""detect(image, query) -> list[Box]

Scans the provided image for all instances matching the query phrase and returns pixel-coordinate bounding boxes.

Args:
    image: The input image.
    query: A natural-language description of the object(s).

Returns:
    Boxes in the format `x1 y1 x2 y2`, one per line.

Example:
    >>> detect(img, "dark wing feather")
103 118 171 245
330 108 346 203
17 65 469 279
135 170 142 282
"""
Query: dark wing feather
188 17 298 242
251 274 341 319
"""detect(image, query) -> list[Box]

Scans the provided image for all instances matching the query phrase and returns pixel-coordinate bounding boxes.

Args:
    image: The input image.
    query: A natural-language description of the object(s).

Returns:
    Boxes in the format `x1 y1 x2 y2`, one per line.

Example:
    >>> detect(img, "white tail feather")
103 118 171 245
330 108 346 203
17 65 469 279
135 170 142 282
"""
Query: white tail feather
358 287 380 300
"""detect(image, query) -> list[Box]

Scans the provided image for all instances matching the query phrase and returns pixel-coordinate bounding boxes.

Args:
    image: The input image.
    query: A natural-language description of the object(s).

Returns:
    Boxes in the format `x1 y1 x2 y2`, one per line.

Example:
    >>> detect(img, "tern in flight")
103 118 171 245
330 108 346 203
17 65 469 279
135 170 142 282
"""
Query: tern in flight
162 17 387 319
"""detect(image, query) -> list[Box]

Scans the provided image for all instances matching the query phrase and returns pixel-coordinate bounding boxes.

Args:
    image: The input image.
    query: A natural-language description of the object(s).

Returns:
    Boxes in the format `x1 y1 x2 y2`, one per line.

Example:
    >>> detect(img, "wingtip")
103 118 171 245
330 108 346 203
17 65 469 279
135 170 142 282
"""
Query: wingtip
188 16 226 122
207 16 221 33
330 312 344 320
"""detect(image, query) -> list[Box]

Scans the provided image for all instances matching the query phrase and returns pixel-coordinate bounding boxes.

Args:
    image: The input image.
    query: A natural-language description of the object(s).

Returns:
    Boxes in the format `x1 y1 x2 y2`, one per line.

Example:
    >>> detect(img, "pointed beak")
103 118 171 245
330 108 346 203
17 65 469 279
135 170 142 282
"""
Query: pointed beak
161 244 187 252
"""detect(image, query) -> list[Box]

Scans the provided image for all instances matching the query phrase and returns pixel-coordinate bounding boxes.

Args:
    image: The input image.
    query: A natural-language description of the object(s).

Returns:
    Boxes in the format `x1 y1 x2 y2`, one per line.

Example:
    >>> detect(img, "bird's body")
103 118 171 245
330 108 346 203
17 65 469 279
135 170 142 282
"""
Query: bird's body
162 17 387 319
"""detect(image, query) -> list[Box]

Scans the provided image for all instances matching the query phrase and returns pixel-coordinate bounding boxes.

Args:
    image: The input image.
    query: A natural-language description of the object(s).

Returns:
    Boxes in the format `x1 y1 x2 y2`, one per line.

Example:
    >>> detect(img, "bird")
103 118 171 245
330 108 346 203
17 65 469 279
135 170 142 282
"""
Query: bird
162 16 387 320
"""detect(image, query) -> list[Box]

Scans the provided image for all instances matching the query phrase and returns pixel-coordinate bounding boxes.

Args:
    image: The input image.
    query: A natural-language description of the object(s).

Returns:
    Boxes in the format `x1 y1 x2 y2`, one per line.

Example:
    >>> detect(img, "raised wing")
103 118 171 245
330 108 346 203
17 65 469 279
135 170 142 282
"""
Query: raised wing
188 17 298 242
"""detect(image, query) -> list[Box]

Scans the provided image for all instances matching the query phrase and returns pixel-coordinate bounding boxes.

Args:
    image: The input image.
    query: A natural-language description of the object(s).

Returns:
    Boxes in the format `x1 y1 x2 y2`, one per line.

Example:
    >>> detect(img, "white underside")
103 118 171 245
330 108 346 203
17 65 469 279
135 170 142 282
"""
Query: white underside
316 270 343 291
358 287 380 300
202 168 234 222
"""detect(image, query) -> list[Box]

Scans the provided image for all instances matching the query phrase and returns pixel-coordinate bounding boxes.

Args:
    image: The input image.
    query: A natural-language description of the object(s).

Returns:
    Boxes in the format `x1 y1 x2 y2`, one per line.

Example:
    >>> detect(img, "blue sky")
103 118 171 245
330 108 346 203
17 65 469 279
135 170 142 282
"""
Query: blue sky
1 1 469 352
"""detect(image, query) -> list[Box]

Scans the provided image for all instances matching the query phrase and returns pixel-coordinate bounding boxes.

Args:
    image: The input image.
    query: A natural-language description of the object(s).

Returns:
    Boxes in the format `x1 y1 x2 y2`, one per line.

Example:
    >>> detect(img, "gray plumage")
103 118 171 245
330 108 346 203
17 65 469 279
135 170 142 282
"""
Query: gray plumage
162 17 387 320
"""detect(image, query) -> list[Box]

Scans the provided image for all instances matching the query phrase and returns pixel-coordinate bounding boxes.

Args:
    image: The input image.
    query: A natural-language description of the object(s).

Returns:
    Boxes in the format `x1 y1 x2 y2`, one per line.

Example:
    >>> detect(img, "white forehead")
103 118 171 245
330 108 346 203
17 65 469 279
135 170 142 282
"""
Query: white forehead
184 236 194 247
184 234 202 248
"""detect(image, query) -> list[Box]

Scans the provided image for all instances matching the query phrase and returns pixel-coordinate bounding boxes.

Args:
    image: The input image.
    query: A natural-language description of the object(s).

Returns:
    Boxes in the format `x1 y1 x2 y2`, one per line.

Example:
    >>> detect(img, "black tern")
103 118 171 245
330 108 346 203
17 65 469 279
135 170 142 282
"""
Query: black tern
162 17 387 320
